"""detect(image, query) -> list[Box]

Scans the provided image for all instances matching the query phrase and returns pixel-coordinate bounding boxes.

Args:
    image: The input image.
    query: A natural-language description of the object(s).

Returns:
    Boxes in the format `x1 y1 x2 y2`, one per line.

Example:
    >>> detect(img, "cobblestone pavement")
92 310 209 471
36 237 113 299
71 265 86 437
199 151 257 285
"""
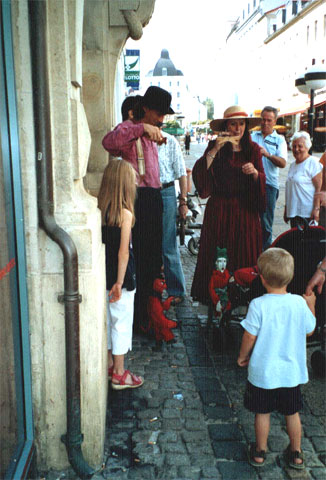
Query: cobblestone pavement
43 143 325 480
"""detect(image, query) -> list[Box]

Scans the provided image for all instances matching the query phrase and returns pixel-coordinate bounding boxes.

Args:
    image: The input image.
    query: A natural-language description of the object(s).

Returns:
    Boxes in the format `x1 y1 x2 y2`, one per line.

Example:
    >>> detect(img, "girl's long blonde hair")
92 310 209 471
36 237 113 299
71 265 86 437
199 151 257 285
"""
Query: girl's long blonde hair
98 159 136 227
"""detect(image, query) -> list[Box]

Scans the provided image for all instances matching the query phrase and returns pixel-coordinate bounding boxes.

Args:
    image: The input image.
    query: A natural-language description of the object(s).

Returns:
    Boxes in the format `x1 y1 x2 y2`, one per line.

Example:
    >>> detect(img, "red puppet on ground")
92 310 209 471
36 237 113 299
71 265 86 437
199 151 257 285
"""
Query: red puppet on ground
209 247 232 317
147 278 177 343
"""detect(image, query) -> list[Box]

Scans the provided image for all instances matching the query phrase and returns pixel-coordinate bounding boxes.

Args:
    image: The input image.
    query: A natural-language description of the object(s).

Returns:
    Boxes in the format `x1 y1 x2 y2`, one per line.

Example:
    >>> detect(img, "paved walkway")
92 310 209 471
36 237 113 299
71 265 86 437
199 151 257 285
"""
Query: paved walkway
97 246 326 480
43 143 326 480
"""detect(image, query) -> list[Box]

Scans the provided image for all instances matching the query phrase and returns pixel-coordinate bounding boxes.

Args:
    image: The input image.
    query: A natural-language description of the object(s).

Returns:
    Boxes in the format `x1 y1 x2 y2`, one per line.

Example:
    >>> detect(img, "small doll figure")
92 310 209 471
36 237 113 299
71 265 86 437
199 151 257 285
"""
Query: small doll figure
147 278 177 343
208 247 232 317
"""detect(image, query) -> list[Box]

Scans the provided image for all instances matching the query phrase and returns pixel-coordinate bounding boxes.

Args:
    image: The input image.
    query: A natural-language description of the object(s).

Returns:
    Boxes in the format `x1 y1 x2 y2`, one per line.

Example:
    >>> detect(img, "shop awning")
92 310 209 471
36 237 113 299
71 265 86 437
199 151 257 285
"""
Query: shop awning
278 102 308 117
278 92 326 117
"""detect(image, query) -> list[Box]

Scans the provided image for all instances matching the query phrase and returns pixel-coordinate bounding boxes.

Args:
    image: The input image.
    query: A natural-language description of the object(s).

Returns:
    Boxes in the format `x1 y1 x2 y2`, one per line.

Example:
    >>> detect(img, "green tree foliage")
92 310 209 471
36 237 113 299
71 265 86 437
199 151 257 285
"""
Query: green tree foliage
203 98 214 120
164 120 181 129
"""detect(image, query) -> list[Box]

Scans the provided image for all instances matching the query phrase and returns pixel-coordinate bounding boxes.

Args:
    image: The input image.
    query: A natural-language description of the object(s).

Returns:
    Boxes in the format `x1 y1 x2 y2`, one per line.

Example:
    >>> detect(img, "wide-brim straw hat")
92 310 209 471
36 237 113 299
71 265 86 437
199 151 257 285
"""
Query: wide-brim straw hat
210 105 261 131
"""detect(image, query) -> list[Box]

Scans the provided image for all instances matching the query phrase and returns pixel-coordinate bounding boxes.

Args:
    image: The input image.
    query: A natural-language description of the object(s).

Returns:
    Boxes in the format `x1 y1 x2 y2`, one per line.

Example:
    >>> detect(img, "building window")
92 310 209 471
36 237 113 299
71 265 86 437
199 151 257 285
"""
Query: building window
273 24 277 32
248 3 250 14
177 104 180 111
177 81 179 86
315 20 318 40
162 67 167 76
253 0 256 7
292 1 297 15
158 81 160 87
177 92 180 98
243 9 245 19
282 9 286 24
307 25 309 44
169 81 172 86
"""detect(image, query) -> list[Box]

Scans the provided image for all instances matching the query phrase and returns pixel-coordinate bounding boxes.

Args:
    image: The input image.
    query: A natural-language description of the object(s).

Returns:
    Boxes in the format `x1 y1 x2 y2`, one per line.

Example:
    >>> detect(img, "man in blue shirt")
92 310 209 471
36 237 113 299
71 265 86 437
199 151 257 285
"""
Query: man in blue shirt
251 106 288 250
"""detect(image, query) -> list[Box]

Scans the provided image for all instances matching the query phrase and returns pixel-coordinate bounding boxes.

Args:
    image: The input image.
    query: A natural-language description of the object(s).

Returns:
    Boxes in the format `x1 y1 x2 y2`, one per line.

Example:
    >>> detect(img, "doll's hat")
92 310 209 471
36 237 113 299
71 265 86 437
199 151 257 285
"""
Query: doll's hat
210 105 261 131
216 247 228 260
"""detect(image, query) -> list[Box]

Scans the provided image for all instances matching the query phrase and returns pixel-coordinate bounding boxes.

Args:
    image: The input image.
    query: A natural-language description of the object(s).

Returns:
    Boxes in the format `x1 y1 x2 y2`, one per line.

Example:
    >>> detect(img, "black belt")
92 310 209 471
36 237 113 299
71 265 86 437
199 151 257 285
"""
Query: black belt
161 181 174 190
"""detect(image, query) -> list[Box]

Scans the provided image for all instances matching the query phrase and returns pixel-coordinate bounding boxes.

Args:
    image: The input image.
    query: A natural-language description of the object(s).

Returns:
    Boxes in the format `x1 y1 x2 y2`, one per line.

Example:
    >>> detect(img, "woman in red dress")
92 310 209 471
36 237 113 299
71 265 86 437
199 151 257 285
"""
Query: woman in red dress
191 106 266 304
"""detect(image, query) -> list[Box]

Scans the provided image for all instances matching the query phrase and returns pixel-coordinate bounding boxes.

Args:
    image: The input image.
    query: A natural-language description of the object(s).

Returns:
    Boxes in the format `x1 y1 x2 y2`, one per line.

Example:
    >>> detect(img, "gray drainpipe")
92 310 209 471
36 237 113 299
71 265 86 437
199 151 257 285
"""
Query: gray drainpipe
28 1 94 478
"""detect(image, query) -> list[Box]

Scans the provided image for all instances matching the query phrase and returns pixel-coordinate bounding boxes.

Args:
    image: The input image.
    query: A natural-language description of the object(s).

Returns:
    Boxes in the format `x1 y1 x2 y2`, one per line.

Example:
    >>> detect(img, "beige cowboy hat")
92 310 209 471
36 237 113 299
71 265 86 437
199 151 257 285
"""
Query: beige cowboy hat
210 105 261 132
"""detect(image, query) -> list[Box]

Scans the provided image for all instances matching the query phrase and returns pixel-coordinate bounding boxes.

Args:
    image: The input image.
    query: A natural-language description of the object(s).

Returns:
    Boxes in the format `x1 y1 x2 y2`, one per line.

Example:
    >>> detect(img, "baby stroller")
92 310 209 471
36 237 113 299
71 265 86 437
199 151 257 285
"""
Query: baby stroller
209 219 326 375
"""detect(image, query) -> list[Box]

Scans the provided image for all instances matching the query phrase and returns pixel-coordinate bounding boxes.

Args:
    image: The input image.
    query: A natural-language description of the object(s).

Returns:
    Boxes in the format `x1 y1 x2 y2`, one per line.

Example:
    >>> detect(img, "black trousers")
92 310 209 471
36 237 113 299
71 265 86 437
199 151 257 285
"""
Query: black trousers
132 187 163 330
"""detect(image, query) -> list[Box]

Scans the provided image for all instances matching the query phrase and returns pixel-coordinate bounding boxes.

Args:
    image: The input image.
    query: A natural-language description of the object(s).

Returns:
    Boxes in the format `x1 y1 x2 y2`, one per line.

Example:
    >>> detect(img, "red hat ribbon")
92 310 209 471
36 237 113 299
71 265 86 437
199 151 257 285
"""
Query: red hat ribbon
225 111 248 119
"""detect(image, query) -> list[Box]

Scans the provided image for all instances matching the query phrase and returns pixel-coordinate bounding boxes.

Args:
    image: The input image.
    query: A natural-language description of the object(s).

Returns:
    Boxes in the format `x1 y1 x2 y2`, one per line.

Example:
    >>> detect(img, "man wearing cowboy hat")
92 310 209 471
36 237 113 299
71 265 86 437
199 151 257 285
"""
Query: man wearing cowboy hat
251 106 288 250
102 86 175 333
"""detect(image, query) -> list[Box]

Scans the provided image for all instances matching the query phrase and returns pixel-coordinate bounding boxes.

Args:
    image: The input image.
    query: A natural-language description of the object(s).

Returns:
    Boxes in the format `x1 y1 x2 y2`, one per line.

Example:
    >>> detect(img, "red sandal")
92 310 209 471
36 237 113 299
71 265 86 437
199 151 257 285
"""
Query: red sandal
111 370 144 390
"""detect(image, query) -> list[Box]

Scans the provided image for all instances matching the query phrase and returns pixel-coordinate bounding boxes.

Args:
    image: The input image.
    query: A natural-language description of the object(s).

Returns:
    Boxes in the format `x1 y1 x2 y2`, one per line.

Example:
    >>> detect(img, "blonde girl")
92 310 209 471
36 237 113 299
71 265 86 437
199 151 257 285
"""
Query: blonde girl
98 159 143 390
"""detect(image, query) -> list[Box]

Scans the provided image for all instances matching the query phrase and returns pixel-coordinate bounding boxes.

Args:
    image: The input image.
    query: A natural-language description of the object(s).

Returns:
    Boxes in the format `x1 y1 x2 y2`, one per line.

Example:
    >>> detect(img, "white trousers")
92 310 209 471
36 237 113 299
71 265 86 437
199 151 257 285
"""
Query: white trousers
106 289 135 355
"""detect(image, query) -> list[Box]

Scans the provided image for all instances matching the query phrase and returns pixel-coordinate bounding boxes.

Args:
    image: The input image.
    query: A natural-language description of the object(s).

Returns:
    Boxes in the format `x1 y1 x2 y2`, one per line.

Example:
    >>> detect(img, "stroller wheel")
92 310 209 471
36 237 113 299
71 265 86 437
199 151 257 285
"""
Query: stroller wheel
311 350 326 377
188 237 199 255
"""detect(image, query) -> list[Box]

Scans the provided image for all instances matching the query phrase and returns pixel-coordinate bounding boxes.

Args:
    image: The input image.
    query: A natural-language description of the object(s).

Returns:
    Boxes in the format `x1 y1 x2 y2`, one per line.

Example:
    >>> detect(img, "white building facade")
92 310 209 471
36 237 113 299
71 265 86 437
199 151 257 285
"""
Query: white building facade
221 0 326 138
141 49 207 124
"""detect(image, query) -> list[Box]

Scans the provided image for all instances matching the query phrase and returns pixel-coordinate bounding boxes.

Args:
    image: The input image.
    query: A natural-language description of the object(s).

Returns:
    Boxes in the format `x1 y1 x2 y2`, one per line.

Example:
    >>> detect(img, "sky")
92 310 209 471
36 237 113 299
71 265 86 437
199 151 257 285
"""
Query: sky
126 0 245 102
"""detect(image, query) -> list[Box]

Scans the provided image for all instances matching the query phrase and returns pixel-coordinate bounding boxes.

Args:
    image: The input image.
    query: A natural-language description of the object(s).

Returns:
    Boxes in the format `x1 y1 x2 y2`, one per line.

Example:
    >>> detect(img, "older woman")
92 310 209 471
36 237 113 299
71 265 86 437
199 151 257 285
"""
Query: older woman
191 106 266 304
284 131 323 228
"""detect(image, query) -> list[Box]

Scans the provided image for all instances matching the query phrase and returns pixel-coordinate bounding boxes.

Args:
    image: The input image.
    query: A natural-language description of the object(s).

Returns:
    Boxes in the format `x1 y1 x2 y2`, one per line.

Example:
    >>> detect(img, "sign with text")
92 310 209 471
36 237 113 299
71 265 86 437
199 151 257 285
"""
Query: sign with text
124 49 140 90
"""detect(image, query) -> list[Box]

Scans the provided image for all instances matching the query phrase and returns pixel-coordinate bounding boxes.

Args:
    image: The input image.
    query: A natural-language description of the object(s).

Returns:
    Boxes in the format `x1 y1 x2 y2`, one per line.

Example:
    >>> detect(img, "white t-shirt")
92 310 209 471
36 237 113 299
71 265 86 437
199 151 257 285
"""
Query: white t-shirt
285 155 322 218
241 293 315 389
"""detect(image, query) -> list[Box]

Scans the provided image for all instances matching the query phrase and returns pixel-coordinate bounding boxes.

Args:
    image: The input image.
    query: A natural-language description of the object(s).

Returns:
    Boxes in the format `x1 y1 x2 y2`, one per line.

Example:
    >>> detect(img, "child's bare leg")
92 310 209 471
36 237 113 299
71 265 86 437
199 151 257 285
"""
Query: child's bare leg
285 413 302 464
113 354 125 376
254 413 270 460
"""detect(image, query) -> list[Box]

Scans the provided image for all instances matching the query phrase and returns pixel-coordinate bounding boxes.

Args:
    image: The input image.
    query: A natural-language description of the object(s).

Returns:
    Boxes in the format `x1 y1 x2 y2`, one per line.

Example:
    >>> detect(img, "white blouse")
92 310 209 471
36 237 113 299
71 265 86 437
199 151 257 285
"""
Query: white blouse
285 155 322 218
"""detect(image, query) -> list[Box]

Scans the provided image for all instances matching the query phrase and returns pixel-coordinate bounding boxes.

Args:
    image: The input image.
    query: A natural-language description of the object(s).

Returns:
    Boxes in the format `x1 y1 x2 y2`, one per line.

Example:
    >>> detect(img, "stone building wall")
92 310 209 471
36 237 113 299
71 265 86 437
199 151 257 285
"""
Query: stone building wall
9 0 155 470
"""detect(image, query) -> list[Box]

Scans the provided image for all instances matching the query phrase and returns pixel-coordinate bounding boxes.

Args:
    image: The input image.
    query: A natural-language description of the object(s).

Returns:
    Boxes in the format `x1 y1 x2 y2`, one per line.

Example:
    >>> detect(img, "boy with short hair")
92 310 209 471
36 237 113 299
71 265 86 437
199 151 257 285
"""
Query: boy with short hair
238 248 316 469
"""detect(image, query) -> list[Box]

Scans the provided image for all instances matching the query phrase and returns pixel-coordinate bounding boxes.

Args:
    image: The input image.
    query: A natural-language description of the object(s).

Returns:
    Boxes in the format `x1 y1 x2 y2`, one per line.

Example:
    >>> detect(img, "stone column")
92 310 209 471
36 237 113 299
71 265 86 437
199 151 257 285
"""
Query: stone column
82 0 155 196
11 0 107 470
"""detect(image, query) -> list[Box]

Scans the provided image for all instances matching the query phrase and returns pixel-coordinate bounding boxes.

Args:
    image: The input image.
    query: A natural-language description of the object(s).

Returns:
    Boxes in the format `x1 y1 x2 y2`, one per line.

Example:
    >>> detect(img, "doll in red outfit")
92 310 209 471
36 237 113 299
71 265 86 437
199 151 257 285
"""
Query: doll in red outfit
209 247 232 317
147 278 177 343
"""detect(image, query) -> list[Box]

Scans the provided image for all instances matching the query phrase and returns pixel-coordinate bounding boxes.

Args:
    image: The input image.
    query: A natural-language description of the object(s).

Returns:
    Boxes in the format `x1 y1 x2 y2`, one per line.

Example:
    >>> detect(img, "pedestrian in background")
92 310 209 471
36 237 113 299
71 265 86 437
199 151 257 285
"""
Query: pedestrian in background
158 132 187 303
284 131 322 227
102 86 174 333
251 106 288 250
191 106 265 305
98 159 143 390
184 131 191 155
238 248 316 469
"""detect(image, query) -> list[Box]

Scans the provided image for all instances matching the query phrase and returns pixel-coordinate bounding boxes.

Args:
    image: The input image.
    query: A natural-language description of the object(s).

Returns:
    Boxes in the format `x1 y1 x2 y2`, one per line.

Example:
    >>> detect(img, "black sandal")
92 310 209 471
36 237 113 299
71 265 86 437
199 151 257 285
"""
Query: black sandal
248 443 266 467
285 445 305 470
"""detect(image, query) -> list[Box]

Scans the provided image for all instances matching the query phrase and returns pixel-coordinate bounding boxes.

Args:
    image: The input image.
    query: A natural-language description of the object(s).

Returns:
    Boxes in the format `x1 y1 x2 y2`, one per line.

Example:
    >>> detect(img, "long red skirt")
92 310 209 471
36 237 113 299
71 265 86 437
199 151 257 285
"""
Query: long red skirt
191 195 263 304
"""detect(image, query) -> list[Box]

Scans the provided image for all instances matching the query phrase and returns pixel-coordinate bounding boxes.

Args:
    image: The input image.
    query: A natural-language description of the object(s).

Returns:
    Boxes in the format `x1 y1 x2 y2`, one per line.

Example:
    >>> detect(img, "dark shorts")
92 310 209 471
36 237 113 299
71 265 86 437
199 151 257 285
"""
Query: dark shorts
244 381 303 416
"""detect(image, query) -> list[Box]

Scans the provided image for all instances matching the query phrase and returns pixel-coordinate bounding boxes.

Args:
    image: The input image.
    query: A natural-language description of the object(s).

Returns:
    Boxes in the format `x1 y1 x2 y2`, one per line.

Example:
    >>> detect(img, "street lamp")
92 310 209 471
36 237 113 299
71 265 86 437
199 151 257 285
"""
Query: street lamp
295 65 326 149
